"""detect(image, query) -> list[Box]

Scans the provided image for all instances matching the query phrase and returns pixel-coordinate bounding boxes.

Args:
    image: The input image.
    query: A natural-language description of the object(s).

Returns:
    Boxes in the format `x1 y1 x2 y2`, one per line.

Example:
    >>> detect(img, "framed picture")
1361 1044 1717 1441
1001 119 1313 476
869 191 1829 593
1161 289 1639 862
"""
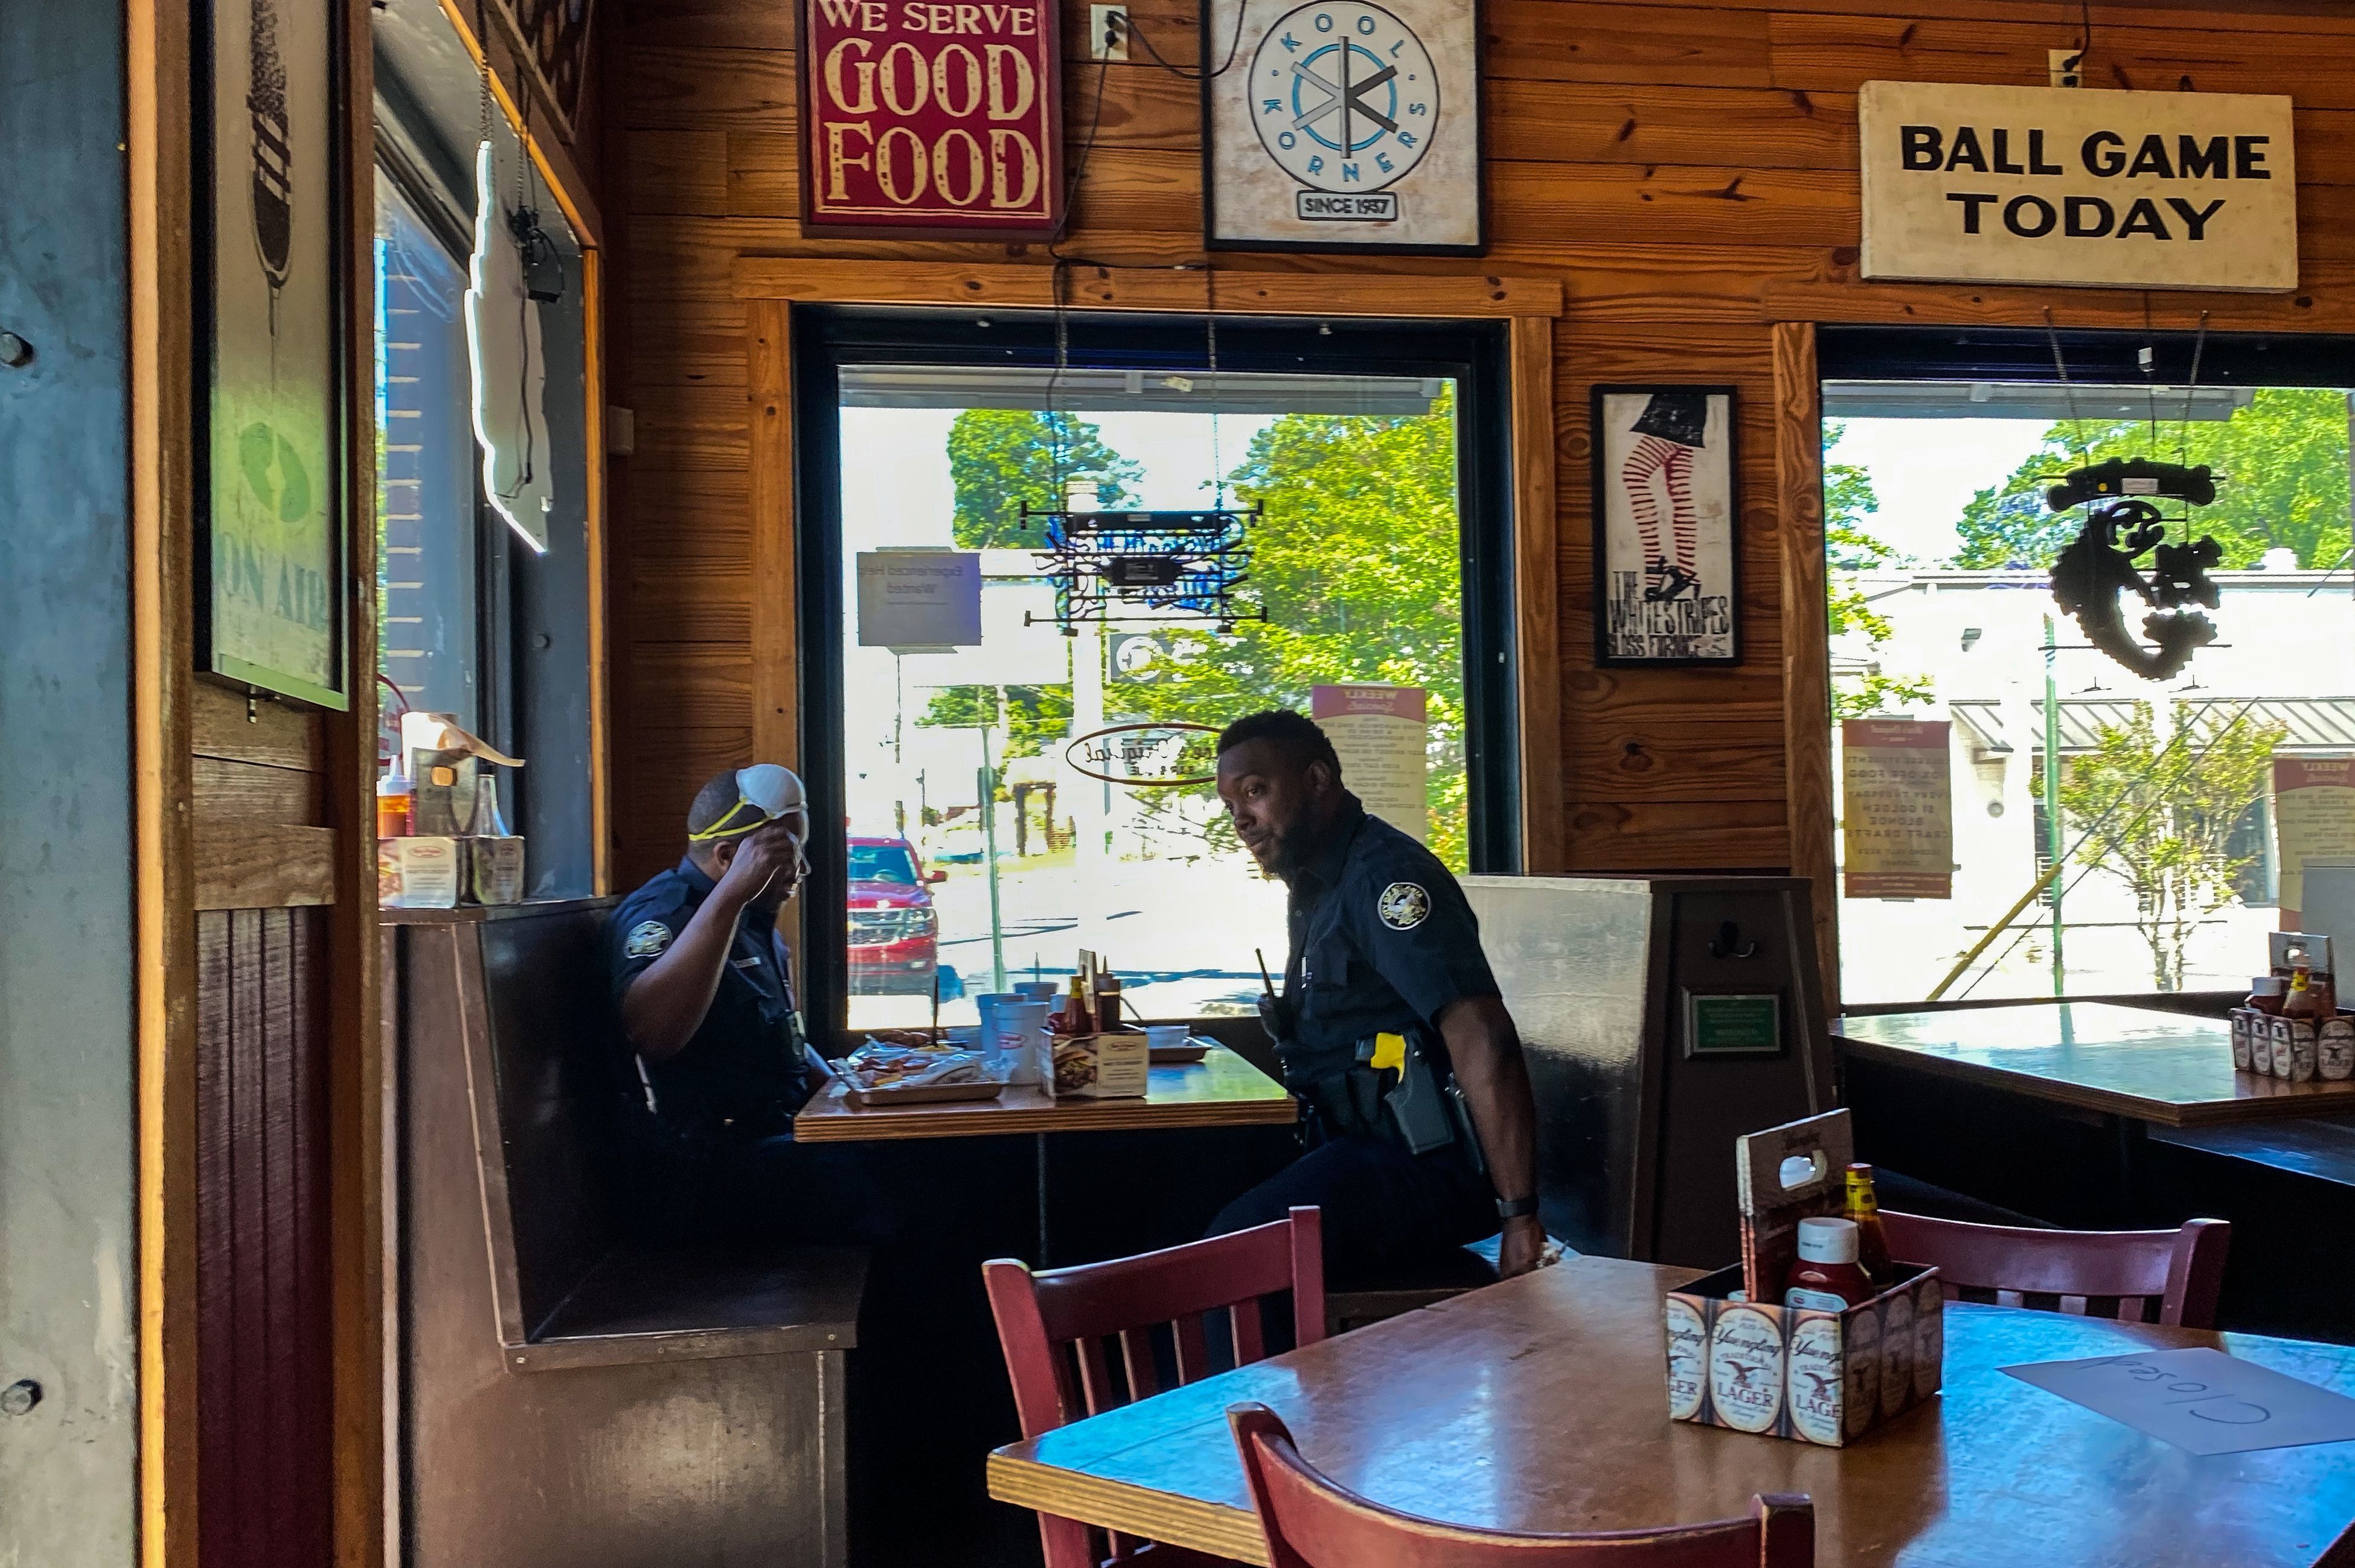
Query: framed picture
1591 385 1740 667
1202 0 1485 255
198 0 350 709
796 0 1063 238
491 0 599 137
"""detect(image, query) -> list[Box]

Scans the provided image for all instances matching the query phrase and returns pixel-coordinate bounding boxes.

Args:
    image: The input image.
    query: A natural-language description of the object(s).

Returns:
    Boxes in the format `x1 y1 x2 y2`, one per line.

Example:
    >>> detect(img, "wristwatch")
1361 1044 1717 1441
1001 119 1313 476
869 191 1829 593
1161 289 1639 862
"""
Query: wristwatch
1495 1192 1539 1221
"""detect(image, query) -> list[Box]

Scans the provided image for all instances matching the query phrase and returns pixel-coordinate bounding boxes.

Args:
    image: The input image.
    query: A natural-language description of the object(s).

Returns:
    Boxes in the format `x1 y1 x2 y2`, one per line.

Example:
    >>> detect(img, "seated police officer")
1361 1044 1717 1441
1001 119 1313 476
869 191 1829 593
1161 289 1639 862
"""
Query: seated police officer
606 763 885 1240
1208 710 1548 1281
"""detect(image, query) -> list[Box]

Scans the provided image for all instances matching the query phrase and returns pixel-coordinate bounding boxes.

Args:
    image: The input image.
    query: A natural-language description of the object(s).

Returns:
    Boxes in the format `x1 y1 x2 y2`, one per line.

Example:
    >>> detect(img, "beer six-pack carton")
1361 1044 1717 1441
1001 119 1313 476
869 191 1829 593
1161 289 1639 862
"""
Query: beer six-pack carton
1663 1109 1943 1446
2229 932 2354 1082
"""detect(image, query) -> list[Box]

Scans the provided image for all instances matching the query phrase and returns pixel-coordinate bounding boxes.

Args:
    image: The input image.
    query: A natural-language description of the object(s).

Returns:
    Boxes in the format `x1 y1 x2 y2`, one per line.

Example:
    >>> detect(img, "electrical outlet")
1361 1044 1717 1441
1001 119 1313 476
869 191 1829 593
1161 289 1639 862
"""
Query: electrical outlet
2049 46 2084 88
1091 4 1129 60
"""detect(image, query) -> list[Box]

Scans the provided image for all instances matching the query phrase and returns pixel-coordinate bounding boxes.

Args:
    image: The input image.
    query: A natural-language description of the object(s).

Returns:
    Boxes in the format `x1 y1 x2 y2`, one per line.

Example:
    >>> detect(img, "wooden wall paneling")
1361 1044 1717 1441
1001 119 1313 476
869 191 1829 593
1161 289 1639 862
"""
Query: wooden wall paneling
1511 315 1564 873
747 298 797 769
332 0 386 1558
129 0 200 1559
731 258 1565 315
1766 13 2355 108
1771 321 1837 1014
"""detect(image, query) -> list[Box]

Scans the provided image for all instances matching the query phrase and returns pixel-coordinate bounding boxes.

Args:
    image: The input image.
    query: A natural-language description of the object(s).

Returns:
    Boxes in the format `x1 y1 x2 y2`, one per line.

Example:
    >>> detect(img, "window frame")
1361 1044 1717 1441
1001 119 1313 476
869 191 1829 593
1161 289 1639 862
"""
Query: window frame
789 305 1522 1042
1817 324 2355 1010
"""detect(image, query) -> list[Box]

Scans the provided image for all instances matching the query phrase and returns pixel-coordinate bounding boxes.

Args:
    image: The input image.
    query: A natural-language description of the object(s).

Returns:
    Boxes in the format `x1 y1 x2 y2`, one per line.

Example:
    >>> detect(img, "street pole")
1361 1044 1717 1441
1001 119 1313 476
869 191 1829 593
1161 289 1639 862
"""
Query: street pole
981 688 1008 994
2043 615 2066 997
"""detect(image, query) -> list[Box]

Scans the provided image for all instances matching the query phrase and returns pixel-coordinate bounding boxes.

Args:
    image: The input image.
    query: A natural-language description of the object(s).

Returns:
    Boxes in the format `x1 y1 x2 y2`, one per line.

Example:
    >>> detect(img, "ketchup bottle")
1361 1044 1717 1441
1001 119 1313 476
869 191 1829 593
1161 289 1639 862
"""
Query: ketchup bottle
1784 1218 1876 1311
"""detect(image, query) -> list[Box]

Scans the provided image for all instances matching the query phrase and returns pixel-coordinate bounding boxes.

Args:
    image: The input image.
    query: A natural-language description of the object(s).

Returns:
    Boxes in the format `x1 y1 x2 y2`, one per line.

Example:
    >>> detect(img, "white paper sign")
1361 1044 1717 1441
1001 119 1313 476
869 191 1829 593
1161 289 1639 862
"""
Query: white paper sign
1859 82 2298 293
856 550 982 650
2004 1348 2355 1455
1312 683 1429 843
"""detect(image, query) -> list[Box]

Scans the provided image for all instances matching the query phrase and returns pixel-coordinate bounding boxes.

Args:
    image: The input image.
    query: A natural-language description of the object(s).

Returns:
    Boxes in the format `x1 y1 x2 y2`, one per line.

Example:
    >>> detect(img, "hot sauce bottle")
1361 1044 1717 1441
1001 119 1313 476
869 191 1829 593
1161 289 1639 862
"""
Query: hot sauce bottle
2284 962 2327 1081
1842 1163 1897 1288
1784 1218 1876 1312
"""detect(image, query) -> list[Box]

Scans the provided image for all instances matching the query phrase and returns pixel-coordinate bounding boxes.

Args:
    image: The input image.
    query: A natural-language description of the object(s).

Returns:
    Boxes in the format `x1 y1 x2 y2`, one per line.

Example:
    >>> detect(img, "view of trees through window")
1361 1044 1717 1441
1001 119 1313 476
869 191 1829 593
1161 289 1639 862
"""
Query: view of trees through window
1825 384 2355 1003
838 377 1466 1030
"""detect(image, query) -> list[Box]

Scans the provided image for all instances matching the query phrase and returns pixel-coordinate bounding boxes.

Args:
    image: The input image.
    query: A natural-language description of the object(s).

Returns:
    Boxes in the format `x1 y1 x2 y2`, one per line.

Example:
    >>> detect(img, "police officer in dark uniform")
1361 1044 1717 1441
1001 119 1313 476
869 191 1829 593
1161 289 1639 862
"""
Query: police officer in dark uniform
1208 710 1549 1281
606 762 891 1241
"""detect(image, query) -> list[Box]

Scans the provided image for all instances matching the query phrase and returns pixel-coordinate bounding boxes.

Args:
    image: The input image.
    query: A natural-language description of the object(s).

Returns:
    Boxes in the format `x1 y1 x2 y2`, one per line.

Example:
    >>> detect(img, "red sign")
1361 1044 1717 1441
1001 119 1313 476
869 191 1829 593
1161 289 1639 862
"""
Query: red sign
798 0 1062 236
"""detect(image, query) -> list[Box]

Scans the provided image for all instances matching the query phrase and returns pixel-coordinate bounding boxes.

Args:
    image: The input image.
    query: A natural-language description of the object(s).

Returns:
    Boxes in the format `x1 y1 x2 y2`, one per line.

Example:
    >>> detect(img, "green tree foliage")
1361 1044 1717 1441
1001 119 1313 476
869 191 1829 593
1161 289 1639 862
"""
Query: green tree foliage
2056 703 2287 991
1950 389 2354 571
1823 423 1935 720
945 409 1144 548
1126 393 1471 868
921 683 1072 759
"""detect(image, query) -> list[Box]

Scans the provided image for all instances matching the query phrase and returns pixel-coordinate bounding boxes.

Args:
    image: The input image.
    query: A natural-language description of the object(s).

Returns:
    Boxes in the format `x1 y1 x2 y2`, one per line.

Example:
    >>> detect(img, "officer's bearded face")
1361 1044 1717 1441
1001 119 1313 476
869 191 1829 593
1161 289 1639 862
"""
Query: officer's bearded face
1216 740 1324 878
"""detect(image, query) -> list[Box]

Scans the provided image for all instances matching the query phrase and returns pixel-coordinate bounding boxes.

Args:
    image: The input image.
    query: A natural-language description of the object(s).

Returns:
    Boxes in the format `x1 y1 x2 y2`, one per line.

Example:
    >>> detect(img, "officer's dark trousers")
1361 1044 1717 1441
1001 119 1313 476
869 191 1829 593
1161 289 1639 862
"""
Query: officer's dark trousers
1206 1131 1496 1285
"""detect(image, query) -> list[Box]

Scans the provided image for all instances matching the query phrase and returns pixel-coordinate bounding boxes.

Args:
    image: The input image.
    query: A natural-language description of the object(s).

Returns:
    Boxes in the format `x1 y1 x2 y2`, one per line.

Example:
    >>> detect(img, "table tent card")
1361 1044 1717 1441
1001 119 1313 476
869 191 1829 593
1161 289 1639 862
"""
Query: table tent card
2004 1347 2355 1456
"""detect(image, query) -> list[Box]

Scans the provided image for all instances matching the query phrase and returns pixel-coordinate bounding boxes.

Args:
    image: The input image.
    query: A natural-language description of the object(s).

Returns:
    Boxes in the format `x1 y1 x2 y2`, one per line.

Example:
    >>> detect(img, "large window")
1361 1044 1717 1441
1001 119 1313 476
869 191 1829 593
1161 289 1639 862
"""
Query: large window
371 1 599 895
1819 330 2355 1005
795 312 1519 1035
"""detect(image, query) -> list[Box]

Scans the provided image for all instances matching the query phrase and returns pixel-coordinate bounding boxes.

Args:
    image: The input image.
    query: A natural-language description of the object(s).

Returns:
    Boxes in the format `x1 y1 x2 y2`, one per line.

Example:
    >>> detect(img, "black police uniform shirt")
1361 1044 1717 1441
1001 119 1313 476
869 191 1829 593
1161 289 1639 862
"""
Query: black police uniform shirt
1280 793 1501 1082
606 857 815 1142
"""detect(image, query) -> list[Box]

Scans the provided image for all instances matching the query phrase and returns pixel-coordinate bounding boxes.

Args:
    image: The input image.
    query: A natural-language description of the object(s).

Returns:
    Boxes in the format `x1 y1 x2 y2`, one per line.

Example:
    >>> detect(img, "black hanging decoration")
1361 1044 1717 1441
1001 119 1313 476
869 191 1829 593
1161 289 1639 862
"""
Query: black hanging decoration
2046 457 2223 682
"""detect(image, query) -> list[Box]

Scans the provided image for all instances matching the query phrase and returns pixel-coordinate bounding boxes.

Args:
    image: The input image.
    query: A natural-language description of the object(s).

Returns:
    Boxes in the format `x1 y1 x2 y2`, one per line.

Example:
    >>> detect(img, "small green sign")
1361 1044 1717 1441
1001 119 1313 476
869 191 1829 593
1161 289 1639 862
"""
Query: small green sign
1687 993 1783 1057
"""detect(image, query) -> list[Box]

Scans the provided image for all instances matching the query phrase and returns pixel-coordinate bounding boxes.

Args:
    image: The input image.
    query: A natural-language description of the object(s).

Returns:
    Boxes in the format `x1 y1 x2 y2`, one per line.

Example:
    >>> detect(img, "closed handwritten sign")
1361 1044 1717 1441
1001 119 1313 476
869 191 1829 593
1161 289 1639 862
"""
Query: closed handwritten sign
1859 81 2297 293
2005 1348 2355 1456
799 0 1062 234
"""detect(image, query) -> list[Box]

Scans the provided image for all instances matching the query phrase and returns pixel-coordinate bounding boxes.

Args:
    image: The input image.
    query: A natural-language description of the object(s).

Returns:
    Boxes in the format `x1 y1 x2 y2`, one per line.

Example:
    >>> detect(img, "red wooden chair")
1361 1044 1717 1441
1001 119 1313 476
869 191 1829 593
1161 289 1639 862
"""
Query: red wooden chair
984 1208 1327 1568
1228 1403 1815 1567
1880 1211 2230 1328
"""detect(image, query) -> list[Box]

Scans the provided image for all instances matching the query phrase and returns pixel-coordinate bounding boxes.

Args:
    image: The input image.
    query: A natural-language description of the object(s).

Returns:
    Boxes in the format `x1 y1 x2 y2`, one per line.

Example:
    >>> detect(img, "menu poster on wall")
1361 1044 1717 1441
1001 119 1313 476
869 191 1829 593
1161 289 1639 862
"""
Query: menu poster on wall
1842 719 1954 900
1859 81 2298 293
2274 757 2355 921
1312 683 1429 843
797 0 1062 235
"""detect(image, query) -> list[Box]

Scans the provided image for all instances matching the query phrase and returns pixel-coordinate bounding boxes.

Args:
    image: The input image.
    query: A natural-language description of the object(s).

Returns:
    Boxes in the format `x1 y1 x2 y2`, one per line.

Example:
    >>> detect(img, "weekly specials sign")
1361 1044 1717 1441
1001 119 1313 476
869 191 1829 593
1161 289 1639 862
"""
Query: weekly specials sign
798 0 1061 235
1859 82 2297 293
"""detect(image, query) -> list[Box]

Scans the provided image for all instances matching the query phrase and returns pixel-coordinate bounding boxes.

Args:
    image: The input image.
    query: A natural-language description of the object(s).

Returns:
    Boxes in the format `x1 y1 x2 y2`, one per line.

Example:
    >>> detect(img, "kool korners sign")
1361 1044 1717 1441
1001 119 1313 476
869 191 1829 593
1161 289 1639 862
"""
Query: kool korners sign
799 0 1062 235
1859 82 2296 293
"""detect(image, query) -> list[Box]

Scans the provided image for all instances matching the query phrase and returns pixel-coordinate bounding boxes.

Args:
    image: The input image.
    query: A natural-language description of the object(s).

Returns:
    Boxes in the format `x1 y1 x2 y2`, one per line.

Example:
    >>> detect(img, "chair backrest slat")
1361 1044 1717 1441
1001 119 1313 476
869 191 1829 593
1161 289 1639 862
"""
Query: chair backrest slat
1118 1326 1159 1404
986 1209 1329 1568
1229 1404 1815 1567
1881 1212 2229 1330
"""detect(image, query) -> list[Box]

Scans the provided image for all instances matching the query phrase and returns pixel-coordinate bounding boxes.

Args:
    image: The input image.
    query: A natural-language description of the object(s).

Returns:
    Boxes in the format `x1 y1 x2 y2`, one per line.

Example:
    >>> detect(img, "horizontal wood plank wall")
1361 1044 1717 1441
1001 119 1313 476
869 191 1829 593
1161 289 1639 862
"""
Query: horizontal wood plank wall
611 0 2355 889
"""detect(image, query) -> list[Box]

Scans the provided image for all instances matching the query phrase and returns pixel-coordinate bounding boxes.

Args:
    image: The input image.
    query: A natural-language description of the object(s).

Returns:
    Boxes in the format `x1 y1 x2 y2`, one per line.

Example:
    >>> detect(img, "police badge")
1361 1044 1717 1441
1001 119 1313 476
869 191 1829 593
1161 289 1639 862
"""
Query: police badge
1377 881 1431 930
624 920 673 959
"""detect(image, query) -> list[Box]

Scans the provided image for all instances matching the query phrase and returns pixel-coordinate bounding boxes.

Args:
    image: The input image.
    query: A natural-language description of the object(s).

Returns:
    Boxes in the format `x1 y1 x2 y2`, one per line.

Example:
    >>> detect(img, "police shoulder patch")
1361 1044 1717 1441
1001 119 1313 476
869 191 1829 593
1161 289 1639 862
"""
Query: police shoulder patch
1377 882 1431 931
624 920 674 959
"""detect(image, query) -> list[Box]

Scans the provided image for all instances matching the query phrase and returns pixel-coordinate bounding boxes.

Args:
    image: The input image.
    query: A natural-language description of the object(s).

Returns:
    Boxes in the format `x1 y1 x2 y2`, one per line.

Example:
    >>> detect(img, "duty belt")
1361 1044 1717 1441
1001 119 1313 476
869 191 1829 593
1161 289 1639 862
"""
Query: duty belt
1286 1026 1487 1173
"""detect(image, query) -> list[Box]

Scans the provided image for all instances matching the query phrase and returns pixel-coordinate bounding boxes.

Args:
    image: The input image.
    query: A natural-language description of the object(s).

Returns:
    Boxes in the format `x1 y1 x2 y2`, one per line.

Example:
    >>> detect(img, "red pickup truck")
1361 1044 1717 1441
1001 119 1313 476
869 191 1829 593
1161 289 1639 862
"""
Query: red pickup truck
847 836 946 995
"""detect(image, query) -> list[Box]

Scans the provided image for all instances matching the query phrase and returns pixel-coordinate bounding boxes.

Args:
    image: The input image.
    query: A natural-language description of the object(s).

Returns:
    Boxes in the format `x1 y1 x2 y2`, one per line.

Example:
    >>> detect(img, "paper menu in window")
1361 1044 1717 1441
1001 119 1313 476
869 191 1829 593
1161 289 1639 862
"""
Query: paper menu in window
2003 1347 2355 1455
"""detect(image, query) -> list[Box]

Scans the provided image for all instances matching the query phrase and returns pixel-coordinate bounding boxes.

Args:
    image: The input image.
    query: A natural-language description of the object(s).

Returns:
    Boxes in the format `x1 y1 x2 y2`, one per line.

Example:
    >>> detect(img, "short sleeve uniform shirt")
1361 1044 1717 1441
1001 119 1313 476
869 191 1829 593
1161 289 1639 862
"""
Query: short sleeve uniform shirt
606 857 815 1141
1280 796 1501 1080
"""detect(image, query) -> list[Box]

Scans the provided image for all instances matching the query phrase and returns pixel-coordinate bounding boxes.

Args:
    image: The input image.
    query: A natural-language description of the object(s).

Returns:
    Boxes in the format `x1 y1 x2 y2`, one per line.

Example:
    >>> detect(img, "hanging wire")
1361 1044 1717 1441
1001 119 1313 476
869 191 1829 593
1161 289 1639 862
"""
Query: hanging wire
1206 271 1224 507
2041 307 2092 463
1125 0 1251 82
2174 310 2211 467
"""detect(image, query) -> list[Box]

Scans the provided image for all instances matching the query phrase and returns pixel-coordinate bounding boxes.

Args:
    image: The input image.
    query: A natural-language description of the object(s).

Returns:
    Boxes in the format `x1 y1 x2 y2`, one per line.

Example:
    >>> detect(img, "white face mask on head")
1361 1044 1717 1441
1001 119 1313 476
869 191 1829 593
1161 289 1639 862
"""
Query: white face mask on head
692 763 813 885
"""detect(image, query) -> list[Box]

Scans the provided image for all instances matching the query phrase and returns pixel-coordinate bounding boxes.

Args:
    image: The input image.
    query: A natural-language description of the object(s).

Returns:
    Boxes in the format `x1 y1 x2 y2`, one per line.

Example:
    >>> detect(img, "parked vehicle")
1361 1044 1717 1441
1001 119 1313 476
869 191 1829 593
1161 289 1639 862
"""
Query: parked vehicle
847 836 945 995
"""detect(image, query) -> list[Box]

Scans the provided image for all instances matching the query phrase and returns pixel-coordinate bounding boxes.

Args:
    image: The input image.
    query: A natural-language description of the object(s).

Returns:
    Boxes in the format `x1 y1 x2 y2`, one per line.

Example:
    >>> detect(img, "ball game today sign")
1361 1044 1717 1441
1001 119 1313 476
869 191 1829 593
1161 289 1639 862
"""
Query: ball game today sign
799 0 1063 235
1859 81 2296 293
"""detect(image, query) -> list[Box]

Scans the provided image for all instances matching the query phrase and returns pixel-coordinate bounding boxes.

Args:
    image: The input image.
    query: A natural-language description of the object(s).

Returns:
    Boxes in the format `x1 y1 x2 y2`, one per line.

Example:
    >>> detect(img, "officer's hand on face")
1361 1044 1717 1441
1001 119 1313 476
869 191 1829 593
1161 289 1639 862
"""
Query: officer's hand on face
1497 1213 1549 1279
714 821 801 910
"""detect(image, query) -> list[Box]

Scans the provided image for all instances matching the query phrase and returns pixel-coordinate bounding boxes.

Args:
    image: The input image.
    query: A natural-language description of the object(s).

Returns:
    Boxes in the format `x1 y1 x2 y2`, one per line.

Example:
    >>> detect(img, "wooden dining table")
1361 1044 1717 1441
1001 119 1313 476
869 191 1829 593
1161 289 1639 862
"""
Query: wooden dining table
792 1042 1295 1143
988 1254 2355 1567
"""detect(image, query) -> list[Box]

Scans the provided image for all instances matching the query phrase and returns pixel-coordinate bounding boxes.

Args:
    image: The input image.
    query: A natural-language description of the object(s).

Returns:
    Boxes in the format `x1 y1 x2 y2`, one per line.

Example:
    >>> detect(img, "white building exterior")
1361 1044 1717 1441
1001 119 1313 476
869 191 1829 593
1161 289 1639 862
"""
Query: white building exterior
1832 565 2355 1003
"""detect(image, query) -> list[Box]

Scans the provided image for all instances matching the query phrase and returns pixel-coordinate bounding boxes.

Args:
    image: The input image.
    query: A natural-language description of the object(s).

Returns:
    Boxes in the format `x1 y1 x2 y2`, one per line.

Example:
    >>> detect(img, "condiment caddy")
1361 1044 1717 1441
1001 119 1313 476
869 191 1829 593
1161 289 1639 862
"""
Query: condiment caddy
2231 932 2355 1083
1045 949 1149 1099
1662 1108 1943 1447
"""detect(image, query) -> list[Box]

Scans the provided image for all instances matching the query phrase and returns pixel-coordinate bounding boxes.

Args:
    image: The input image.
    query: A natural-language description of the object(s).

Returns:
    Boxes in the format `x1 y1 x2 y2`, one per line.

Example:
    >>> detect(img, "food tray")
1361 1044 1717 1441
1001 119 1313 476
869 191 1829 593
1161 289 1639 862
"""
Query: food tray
1149 1040 1211 1064
841 1078 1005 1109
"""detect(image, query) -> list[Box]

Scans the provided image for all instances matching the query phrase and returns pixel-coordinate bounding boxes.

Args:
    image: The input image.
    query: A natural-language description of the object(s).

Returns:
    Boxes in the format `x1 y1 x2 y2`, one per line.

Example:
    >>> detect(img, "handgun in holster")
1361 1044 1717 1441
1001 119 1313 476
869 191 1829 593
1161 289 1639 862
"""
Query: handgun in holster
1369 1027 1459 1158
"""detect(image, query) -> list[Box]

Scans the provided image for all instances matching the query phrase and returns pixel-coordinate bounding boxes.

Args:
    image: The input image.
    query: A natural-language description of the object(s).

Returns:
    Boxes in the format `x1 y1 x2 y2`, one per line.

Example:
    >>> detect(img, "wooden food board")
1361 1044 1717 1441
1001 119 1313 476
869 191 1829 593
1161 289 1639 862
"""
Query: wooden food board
795 1042 1294 1143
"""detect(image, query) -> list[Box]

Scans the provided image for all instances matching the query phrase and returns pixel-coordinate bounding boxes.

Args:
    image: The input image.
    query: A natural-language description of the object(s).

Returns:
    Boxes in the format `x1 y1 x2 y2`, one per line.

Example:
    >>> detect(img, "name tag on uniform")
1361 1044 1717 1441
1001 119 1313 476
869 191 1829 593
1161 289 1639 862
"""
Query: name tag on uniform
731 955 763 970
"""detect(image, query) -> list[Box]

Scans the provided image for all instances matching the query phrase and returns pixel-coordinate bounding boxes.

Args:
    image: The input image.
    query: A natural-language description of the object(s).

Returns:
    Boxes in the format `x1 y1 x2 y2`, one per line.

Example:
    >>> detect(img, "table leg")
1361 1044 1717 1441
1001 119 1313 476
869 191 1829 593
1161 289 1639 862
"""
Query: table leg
2112 1115 2148 1226
1037 1130 1050 1266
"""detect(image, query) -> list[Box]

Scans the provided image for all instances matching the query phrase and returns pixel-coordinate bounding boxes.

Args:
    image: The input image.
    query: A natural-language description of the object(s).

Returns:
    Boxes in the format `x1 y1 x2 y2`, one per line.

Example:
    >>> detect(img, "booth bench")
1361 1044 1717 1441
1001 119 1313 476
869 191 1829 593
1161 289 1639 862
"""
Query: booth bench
383 899 868 1568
